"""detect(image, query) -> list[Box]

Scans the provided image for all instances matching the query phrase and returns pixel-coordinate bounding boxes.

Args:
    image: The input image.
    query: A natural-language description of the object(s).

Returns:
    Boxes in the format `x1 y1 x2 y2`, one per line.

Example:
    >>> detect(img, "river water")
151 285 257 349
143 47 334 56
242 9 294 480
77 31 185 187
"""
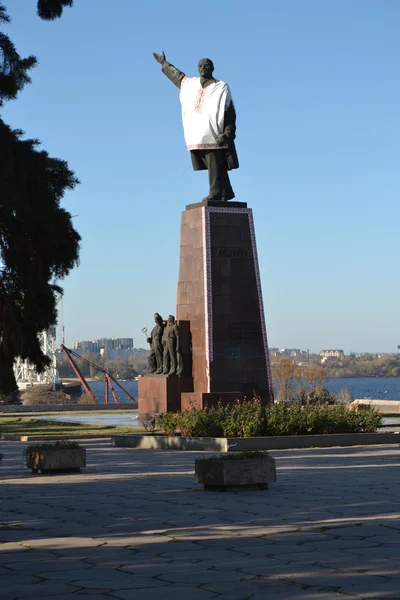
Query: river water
86 377 400 404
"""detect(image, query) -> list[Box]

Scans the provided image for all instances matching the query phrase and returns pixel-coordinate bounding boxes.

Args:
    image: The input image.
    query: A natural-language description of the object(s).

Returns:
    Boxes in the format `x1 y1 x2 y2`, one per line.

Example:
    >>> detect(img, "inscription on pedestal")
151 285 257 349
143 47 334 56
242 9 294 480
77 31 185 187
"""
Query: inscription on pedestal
216 247 250 259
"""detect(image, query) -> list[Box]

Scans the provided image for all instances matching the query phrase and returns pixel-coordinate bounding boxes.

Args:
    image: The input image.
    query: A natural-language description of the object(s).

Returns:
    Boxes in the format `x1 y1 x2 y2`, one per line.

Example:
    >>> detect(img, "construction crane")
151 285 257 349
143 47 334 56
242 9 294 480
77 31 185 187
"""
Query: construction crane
60 344 136 404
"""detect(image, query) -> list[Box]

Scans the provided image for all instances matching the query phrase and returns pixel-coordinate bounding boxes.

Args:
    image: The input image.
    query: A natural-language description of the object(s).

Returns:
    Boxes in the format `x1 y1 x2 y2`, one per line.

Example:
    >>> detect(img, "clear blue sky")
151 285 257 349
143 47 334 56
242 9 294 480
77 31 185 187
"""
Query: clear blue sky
3 0 400 353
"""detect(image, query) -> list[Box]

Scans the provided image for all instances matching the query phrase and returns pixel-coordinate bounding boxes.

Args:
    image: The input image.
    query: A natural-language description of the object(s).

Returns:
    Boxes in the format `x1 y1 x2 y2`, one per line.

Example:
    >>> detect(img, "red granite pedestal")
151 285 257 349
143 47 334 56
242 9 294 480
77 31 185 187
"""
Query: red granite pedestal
138 200 274 419
176 201 274 409
138 376 181 421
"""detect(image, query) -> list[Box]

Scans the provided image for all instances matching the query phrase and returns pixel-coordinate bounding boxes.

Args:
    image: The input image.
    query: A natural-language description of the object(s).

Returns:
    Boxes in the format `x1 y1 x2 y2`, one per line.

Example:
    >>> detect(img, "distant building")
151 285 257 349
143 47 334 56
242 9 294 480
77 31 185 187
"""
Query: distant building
319 349 344 360
72 337 134 353
270 348 306 359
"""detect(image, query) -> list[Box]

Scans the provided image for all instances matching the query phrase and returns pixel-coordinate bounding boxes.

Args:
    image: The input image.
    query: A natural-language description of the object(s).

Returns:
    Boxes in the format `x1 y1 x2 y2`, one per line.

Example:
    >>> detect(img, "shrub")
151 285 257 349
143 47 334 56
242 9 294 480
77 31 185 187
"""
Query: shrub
77 394 98 405
178 405 224 437
0 391 22 405
141 415 157 434
299 386 336 406
23 441 82 458
221 398 268 437
335 387 354 405
155 412 179 436
201 451 272 462
155 399 382 437
20 385 69 405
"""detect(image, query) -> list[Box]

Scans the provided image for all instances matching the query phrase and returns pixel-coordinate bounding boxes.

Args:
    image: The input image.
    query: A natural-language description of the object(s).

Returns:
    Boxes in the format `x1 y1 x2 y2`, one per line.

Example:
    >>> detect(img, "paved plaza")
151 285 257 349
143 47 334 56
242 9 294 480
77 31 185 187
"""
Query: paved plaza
1 441 400 599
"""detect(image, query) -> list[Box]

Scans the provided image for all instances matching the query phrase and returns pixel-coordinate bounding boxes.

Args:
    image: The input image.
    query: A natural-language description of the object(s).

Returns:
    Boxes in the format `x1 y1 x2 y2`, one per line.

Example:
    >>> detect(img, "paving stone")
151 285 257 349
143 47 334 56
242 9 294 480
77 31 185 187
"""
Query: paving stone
159 548 240 562
25 596 110 600
202 580 347 599
69 575 169 590
156 568 255 584
336 578 400 598
0 582 75 599
2 441 400 599
109 585 217 600
302 538 381 550
4 561 89 575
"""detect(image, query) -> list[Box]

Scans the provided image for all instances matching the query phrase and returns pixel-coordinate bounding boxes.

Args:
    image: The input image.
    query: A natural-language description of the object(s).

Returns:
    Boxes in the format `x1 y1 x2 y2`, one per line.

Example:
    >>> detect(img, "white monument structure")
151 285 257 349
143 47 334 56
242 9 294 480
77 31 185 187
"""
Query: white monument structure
13 326 59 391
13 294 62 391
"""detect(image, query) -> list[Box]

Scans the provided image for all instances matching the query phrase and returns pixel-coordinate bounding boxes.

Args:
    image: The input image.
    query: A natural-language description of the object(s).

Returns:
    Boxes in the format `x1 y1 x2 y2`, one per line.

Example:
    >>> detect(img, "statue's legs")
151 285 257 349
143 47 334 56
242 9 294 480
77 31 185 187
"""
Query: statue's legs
162 345 170 374
167 339 177 375
148 351 157 373
154 345 163 374
205 150 234 201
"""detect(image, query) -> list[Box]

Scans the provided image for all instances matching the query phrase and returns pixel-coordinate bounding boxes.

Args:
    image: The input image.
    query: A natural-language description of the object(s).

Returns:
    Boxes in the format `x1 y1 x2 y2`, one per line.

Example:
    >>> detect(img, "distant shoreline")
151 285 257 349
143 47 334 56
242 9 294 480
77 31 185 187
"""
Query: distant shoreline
327 375 400 379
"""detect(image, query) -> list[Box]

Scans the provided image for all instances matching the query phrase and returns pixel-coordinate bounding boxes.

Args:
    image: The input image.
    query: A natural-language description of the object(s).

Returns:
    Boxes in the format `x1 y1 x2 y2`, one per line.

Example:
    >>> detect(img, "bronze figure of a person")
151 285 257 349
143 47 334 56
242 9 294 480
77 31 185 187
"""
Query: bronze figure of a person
153 51 239 202
162 315 184 376
147 313 164 374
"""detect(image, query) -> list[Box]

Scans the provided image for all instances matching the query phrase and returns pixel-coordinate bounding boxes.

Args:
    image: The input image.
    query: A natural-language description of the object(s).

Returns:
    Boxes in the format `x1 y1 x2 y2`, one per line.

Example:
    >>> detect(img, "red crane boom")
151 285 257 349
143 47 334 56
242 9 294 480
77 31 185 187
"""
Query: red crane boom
60 344 97 399
60 344 136 404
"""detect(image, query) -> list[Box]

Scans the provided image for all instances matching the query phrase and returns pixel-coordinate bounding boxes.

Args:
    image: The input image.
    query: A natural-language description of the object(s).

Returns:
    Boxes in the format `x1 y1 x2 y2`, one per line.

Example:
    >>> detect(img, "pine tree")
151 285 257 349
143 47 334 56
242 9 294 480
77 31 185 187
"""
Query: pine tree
0 1 80 394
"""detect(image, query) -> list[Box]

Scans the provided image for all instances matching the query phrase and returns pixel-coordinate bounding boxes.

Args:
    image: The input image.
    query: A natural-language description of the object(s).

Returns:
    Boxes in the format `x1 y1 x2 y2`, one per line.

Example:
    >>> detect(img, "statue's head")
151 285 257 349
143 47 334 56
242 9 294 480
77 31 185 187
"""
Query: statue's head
168 314 175 325
198 58 214 79
154 313 163 324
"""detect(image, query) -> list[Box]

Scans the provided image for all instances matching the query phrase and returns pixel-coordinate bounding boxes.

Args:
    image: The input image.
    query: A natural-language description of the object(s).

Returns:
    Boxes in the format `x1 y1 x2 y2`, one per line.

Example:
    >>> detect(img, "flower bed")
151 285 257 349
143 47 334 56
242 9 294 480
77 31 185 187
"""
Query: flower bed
155 401 382 438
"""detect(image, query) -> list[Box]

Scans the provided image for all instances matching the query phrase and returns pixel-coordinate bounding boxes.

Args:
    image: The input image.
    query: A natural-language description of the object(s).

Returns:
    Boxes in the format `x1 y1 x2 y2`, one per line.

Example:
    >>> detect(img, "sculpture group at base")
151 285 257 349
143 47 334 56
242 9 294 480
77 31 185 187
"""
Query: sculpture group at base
145 313 184 376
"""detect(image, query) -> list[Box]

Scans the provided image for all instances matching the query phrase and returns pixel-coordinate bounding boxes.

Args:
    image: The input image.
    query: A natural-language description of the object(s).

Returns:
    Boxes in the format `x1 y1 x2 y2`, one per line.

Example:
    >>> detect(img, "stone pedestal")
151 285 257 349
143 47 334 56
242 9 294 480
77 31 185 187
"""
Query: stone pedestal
138 375 181 421
176 201 274 408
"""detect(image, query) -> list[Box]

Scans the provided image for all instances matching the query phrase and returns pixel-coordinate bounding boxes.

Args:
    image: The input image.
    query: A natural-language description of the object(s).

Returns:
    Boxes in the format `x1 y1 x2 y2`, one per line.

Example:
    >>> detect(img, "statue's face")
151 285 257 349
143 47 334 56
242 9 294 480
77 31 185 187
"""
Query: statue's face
198 58 214 78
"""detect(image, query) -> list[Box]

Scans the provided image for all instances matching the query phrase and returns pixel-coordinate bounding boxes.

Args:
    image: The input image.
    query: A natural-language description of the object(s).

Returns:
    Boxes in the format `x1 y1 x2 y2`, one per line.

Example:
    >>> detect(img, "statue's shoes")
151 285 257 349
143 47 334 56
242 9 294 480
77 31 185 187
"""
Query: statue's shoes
202 195 222 202
221 192 235 202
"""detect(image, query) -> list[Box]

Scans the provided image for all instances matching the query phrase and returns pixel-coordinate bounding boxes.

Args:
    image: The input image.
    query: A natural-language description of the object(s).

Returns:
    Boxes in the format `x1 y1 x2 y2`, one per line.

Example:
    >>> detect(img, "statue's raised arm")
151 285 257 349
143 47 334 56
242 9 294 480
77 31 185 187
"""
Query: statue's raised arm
153 51 185 89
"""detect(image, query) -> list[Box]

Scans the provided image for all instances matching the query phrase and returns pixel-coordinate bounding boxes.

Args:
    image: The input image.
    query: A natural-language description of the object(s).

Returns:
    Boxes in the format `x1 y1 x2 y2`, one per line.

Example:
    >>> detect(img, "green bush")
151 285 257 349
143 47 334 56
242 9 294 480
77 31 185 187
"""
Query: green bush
156 399 382 437
77 394 98 405
178 405 224 437
299 386 336 406
220 399 268 437
202 451 272 461
23 441 82 458
156 412 179 436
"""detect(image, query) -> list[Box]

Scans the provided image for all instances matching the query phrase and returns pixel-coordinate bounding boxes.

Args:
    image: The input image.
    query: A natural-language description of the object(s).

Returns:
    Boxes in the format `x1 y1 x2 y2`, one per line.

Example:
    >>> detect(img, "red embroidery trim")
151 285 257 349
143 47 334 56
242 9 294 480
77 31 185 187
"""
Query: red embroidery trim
187 143 229 150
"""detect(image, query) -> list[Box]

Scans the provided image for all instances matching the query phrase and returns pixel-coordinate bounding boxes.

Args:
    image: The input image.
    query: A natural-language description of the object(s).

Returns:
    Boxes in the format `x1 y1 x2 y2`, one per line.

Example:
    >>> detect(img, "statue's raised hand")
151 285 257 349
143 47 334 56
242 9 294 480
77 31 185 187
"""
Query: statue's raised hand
153 51 166 64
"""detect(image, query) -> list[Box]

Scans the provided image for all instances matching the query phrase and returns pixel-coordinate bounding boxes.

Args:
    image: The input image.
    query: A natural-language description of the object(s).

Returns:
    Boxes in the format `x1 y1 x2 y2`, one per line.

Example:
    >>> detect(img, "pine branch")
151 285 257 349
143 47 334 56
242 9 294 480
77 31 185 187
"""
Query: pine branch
37 0 73 21
0 5 11 24
0 13 37 105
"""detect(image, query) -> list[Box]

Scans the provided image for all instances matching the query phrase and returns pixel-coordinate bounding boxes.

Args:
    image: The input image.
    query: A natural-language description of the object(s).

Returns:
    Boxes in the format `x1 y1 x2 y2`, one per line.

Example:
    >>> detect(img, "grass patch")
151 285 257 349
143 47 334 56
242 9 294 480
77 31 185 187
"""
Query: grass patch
0 417 146 436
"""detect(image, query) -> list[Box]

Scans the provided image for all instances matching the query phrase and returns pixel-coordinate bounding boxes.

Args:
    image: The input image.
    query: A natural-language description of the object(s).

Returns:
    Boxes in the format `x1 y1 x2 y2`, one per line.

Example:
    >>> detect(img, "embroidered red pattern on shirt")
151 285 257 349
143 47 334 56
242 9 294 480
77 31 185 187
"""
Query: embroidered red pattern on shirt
195 86 206 113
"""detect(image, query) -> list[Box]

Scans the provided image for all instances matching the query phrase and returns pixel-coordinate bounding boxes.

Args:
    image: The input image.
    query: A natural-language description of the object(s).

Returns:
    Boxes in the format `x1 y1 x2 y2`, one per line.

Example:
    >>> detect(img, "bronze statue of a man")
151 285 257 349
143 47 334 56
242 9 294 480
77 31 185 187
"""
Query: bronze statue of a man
147 313 164 374
162 315 184 376
153 52 239 202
